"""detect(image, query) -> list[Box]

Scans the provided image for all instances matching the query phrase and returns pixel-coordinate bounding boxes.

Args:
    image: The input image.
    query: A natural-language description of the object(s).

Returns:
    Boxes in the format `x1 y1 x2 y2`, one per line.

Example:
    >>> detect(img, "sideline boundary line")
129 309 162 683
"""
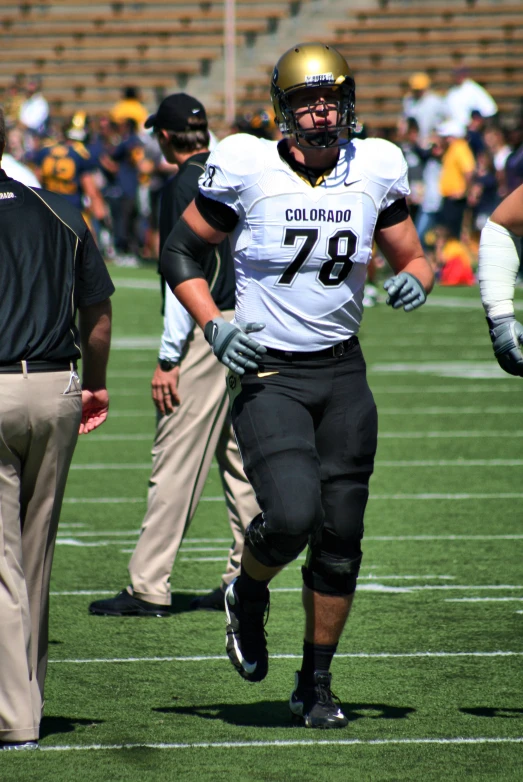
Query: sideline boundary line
48 651 523 664
39 736 523 752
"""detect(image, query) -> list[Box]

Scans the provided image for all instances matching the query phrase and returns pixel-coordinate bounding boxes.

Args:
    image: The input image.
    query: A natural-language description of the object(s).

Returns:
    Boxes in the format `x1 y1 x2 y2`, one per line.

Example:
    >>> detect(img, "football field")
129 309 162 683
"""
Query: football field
3 266 523 782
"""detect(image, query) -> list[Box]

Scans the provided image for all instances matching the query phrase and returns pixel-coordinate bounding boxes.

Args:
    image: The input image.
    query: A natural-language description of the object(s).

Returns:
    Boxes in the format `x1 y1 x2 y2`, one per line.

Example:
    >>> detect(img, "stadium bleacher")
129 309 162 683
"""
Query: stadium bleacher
0 0 522 130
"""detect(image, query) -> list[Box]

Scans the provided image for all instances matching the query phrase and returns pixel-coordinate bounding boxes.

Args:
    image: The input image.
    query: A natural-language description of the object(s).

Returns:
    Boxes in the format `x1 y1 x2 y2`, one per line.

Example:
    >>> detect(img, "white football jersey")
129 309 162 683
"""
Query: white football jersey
199 134 409 350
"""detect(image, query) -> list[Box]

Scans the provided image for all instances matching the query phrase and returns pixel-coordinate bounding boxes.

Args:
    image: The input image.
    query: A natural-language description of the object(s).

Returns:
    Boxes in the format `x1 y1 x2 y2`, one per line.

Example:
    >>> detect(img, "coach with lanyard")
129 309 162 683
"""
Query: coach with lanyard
0 107 114 751
161 43 434 728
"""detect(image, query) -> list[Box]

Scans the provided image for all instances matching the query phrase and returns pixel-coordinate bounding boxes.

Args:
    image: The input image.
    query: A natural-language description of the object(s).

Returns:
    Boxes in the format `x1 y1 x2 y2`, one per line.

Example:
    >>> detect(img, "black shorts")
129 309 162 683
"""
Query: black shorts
229 338 378 548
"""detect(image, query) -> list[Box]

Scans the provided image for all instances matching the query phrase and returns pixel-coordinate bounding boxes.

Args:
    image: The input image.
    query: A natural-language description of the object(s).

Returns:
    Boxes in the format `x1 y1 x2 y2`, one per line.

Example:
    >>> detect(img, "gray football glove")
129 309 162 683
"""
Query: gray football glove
383 272 426 312
204 317 267 375
487 315 523 377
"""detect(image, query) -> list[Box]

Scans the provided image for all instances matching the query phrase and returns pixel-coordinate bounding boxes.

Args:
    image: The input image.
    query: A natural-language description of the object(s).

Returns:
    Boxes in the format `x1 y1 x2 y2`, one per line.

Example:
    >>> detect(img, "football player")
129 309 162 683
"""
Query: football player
161 42 434 728
479 183 523 375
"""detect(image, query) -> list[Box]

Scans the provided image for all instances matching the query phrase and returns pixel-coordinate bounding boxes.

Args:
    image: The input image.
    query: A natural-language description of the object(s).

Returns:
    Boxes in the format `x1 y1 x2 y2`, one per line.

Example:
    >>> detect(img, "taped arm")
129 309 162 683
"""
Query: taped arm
478 185 523 376
159 199 227 329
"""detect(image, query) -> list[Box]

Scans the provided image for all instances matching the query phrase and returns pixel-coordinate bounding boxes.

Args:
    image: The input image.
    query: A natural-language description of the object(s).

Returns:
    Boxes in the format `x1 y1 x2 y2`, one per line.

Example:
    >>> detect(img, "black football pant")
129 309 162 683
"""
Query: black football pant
230 338 378 594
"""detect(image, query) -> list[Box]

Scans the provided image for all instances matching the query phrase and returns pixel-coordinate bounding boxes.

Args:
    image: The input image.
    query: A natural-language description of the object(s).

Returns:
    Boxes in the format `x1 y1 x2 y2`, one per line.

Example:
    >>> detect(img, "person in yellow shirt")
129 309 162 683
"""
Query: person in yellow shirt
437 120 476 239
110 86 149 129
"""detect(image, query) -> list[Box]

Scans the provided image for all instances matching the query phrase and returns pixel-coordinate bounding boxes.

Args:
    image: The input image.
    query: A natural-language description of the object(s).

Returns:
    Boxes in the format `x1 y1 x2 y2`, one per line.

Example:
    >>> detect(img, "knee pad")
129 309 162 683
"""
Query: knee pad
302 529 362 596
244 513 311 568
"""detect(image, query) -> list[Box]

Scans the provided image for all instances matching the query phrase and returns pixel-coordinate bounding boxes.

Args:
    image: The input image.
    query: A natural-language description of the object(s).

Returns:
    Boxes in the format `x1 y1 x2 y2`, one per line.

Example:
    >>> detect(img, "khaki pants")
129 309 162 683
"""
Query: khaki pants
0 370 82 741
129 316 259 605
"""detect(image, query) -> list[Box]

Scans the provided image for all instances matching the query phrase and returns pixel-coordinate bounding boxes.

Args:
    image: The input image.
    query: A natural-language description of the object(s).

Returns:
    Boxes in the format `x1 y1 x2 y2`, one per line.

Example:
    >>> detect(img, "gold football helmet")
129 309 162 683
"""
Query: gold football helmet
270 42 356 148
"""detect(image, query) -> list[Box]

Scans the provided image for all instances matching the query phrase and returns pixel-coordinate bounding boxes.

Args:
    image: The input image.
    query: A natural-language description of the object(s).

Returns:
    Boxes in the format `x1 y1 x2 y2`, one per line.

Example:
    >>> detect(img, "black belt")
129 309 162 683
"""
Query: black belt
264 336 358 361
0 360 76 374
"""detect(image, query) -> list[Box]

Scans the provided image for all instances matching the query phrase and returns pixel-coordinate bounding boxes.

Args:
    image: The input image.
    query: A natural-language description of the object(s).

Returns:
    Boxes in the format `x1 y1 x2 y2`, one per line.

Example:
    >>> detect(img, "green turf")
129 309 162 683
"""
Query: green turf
2 266 523 781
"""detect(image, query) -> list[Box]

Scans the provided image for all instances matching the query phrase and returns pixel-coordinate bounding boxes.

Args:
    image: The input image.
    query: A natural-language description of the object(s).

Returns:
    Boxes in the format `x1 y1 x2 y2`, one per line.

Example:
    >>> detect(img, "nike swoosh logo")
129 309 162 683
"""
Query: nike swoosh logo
344 179 362 187
257 371 280 378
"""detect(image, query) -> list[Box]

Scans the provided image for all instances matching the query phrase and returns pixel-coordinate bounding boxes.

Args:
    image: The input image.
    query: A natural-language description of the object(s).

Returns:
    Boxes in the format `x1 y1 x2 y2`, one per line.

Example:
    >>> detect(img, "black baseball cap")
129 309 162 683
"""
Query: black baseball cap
144 93 207 132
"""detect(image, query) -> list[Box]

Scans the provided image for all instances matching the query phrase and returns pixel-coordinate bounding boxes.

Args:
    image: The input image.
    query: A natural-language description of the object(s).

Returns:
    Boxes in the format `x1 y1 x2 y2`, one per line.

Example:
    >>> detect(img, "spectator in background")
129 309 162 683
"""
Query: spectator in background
468 149 500 234
444 67 497 130
108 117 145 265
437 120 476 239
483 124 512 178
466 110 487 159
435 225 475 286
1 150 40 187
504 119 523 194
397 116 426 223
32 112 106 226
402 72 445 147
415 134 444 250
19 77 49 136
110 86 149 130
3 75 26 128
231 108 280 140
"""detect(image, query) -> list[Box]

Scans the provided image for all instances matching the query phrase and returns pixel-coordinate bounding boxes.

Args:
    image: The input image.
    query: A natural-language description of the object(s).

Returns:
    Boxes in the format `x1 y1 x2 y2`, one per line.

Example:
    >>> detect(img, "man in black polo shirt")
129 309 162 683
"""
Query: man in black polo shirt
0 107 114 750
89 94 258 618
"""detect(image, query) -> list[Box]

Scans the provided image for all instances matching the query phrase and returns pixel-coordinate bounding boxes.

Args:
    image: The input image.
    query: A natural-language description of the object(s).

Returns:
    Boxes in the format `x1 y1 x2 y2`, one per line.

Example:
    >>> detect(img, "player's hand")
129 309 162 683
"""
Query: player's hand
79 388 109 434
204 317 267 375
383 272 427 312
151 364 181 414
487 315 523 376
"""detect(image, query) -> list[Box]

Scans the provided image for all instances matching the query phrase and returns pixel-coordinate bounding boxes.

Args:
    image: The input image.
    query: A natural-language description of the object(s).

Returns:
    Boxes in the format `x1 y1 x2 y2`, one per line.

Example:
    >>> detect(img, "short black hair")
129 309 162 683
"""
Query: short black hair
124 86 139 100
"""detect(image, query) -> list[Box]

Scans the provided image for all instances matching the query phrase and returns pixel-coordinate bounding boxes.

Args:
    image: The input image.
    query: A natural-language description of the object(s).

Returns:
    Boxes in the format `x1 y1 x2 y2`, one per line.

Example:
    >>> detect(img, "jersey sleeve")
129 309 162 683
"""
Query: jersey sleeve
197 134 263 216
76 226 115 307
381 146 410 211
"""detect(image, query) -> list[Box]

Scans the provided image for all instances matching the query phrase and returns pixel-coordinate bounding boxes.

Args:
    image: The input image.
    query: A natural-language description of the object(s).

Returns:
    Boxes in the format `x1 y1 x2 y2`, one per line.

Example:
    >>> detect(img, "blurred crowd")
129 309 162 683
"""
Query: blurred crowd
1 68 523 284
387 66 523 288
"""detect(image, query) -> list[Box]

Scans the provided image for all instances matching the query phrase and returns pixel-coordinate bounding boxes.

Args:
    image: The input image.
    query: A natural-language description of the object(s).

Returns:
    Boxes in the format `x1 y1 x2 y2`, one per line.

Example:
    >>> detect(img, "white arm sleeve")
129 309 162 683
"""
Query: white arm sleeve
478 219 522 318
159 286 194 362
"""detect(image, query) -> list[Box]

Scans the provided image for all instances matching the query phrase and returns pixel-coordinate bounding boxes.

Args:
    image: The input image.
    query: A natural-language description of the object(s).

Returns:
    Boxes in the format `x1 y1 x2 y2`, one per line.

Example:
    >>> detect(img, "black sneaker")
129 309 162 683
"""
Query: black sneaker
88 589 172 617
0 741 38 751
189 586 226 611
289 670 348 728
224 579 269 682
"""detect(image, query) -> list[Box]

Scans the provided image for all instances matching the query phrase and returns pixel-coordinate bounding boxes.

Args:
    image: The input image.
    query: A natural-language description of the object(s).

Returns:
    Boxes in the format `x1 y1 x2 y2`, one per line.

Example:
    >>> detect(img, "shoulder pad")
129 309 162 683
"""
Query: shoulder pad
212 133 272 177
353 138 406 183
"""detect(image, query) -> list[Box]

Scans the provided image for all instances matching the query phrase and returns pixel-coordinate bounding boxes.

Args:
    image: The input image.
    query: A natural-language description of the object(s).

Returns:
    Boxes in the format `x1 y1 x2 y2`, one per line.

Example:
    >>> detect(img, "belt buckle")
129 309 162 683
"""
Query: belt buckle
332 342 345 358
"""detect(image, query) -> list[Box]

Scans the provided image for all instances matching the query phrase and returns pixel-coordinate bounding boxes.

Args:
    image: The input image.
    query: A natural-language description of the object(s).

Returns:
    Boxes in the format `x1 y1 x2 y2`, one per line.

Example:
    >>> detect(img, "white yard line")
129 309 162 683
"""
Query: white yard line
91 406 523 417
379 431 523 439
372 385 519 394
378 407 523 415
67 459 523 469
48 651 523 665
56 533 523 542
446 598 523 602
60 493 523 504
38 736 523 752
74 431 523 442
76 434 153 441
69 463 151 470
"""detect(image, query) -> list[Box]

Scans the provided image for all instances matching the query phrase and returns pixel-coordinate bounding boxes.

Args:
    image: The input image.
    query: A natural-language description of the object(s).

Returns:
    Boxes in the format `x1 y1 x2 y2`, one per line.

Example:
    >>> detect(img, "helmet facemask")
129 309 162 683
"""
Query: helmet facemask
275 77 356 149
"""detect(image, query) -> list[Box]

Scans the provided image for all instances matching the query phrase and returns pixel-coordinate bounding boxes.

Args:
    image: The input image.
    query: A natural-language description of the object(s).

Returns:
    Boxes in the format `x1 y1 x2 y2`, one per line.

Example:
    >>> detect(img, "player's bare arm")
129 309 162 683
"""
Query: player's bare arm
376 216 434 311
479 183 523 376
489 183 523 236
160 200 267 375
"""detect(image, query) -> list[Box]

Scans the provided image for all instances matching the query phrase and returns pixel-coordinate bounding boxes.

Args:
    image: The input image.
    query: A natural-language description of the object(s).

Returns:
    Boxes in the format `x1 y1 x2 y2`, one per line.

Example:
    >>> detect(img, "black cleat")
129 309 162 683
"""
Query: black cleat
224 579 269 682
289 671 349 729
189 586 226 611
88 589 172 617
